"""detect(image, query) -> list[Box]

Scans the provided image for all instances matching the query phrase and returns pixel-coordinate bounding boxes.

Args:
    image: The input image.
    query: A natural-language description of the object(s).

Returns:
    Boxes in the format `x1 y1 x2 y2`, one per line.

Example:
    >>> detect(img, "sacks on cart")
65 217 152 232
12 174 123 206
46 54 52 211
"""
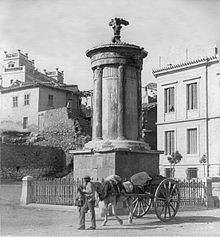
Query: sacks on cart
105 174 122 184
130 171 152 186
122 181 134 193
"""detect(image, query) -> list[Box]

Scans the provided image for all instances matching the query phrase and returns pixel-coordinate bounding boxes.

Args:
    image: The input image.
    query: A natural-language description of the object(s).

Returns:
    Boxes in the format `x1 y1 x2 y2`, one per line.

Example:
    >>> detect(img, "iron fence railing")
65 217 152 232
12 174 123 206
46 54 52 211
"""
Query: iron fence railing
32 177 82 205
178 180 206 206
31 177 206 206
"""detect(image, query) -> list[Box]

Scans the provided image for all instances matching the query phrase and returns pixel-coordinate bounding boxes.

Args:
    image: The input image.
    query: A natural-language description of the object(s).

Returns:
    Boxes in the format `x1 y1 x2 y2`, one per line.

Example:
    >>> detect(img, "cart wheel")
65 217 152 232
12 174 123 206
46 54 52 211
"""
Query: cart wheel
127 194 152 218
154 178 180 222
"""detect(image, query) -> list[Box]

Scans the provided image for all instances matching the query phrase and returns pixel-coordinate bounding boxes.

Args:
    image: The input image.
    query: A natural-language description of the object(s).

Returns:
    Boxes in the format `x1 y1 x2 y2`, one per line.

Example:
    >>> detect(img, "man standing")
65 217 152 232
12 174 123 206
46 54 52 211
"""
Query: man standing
78 175 96 230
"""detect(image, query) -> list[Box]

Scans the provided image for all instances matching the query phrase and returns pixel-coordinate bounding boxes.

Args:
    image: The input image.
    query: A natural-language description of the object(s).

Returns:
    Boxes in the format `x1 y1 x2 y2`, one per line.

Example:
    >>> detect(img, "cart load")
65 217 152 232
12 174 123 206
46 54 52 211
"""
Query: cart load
105 174 122 184
130 171 152 186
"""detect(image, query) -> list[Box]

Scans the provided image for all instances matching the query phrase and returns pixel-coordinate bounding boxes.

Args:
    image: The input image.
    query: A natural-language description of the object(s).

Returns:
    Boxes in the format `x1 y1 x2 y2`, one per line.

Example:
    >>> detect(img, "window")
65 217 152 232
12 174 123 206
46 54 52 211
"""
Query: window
24 94 30 105
8 61 15 68
48 95 54 106
187 83 197 110
165 130 174 155
12 96 18 107
165 168 174 178
23 117 28 129
187 128 197 154
164 87 175 113
186 168 198 180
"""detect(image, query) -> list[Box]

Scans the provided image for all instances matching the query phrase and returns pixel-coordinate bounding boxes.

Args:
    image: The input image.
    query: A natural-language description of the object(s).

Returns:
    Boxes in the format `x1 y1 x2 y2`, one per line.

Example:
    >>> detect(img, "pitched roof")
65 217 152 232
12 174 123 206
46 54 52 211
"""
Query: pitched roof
0 82 78 94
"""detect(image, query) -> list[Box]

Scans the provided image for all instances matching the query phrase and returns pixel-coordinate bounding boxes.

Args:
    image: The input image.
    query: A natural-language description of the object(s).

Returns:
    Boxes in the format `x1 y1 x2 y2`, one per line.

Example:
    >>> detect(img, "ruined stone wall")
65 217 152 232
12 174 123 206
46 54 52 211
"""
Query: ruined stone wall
0 142 66 180
36 107 91 153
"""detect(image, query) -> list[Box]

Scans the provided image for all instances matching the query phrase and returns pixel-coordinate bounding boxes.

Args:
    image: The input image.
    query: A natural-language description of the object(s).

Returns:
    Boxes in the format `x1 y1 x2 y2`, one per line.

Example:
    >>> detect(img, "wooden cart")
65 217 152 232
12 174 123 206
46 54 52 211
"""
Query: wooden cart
125 173 180 222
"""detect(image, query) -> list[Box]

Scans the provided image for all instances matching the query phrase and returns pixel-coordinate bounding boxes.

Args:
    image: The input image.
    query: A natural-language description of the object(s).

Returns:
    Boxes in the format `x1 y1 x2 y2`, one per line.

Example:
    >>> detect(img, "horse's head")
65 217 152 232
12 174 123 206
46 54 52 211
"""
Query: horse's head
93 182 103 195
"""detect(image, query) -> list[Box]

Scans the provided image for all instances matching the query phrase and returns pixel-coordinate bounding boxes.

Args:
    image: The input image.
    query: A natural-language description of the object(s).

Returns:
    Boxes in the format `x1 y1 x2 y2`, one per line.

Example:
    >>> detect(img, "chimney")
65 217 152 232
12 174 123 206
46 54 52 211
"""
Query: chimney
214 44 219 58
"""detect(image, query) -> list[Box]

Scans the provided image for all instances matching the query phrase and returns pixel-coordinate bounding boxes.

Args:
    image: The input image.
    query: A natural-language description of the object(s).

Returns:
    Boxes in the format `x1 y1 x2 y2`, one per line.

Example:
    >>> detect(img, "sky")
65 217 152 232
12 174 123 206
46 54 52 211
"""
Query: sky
0 0 220 91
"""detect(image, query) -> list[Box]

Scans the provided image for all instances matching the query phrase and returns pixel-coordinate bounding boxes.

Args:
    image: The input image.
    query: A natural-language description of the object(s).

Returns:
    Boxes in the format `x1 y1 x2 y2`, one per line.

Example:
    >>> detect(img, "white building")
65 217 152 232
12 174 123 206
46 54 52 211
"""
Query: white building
153 54 220 180
0 50 80 132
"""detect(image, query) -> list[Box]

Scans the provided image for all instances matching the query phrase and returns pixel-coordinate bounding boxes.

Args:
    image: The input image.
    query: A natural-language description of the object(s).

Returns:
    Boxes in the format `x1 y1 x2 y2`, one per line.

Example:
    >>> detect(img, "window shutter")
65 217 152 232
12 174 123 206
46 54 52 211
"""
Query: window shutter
193 83 197 109
187 128 197 154
170 87 174 111
164 89 167 113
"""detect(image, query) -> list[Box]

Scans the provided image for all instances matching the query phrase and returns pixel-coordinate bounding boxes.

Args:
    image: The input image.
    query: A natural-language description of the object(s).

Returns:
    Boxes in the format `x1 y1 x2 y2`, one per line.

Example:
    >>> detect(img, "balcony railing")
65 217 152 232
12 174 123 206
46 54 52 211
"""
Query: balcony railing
5 53 18 58
4 66 24 72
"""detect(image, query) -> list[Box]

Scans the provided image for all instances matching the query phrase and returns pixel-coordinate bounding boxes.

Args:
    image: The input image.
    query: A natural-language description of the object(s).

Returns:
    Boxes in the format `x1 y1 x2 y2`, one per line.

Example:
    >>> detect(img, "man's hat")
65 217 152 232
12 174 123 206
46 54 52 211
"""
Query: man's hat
84 175 91 180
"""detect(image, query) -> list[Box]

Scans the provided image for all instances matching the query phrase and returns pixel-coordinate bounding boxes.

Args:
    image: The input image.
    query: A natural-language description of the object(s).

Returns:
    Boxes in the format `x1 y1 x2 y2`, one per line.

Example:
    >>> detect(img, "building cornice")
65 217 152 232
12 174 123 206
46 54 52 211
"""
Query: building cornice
152 56 219 78
157 115 220 126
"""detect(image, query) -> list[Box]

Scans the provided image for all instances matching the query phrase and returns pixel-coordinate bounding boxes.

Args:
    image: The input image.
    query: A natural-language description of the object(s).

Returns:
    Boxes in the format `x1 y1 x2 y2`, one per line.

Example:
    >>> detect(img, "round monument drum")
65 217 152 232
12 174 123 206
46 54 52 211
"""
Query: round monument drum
85 43 150 151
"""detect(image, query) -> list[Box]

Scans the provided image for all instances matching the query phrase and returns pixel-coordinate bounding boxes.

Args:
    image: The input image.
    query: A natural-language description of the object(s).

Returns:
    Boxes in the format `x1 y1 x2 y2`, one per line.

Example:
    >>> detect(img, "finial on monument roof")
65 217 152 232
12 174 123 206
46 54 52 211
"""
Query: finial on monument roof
109 17 129 43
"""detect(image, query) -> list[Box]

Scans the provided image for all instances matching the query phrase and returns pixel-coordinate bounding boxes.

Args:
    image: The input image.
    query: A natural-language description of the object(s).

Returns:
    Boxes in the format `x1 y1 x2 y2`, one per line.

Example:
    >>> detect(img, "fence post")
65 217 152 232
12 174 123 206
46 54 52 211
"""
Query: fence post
205 178 214 208
20 176 34 205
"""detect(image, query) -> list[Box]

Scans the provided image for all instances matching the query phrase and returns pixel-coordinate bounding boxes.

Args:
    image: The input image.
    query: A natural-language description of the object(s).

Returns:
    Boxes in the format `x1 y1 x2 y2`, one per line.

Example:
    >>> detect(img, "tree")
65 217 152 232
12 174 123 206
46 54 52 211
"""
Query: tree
167 151 183 178
200 154 207 178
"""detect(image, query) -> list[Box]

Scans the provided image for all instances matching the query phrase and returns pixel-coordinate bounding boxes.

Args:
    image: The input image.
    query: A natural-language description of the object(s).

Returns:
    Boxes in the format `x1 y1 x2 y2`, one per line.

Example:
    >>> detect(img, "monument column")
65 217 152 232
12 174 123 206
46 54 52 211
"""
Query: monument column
92 66 103 140
118 65 125 140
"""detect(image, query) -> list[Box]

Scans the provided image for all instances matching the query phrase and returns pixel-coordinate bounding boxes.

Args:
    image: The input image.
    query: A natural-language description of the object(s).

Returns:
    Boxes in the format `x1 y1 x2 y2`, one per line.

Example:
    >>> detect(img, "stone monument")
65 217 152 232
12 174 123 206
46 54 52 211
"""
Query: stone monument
72 18 161 180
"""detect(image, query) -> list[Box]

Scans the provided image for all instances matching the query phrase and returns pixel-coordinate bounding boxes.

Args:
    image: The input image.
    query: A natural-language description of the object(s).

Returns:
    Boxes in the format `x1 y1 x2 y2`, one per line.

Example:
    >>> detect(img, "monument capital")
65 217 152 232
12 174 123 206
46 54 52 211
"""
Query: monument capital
109 17 129 43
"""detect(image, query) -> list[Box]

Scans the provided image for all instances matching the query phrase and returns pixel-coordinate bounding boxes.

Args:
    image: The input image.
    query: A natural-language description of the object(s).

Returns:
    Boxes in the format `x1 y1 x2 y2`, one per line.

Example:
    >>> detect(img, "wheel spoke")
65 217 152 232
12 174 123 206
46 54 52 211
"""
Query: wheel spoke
141 200 145 209
167 204 172 217
163 183 169 195
169 202 176 212
140 201 144 214
168 181 171 190
137 201 141 216
170 184 177 196
133 199 139 213
142 198 151 207
164 205 167 219
132 197 138 205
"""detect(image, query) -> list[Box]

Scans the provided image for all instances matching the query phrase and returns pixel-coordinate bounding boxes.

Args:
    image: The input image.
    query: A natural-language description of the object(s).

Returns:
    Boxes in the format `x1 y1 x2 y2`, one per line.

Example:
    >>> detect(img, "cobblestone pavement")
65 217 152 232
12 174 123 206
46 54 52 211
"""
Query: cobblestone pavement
1 183 220 236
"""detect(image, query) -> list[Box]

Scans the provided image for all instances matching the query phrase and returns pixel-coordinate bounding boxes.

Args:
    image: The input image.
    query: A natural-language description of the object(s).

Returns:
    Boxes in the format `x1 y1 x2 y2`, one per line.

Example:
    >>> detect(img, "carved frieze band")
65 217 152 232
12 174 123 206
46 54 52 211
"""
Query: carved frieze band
102 66 118 78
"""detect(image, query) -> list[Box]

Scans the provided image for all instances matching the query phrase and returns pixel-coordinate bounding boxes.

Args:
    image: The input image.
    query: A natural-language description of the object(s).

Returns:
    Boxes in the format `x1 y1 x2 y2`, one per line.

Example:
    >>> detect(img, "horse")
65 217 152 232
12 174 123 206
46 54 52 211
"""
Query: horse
93 180 136 226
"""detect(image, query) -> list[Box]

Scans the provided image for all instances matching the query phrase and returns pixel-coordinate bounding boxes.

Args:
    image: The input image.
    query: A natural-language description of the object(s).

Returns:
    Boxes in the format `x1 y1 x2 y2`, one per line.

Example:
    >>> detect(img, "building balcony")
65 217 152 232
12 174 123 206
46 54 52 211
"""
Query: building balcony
4 66 24 72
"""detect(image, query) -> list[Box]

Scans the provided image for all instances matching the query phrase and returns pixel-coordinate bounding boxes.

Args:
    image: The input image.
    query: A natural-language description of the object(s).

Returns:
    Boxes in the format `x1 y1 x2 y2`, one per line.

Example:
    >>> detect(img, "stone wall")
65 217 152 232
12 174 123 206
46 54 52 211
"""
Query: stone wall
36 107 91 152
0 142 66 180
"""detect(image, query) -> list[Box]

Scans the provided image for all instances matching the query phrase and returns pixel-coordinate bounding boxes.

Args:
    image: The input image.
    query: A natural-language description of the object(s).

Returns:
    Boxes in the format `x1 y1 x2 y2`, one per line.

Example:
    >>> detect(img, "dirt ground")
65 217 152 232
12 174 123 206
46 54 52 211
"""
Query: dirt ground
1 182 220 237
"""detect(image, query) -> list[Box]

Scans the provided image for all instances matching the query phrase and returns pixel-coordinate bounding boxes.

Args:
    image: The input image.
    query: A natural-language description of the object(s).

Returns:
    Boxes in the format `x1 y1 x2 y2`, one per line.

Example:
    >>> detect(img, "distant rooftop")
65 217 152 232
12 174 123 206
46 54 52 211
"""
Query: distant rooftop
0 82 79 94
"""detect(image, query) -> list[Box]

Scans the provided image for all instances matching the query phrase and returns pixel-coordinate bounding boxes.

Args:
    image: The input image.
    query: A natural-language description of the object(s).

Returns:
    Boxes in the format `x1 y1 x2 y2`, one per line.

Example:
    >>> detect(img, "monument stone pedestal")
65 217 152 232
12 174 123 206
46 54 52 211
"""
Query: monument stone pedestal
71 148 160 180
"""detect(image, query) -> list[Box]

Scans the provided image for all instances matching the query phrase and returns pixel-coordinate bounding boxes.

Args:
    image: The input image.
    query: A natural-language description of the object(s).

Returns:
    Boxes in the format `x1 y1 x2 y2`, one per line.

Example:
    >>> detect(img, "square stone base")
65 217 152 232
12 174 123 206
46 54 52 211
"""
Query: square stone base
72 149 160 180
